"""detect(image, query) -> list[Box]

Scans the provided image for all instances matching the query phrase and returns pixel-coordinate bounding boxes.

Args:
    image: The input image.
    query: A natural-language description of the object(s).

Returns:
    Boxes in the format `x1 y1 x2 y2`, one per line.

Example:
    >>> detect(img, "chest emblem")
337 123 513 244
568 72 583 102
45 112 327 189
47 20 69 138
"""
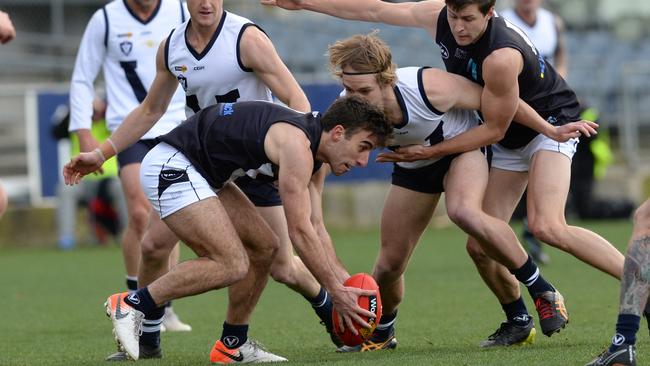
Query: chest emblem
119 41 133 56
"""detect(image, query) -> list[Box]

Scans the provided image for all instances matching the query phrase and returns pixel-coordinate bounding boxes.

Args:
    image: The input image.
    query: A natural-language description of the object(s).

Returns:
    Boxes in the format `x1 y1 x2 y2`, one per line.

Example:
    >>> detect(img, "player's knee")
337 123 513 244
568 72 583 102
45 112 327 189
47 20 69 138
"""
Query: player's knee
466 239 489 264
374 257 407 282
222 249 250 285
527 218 565 249
127 206 150 234
448 205 481 236
140 236 171 263
270 261 294 285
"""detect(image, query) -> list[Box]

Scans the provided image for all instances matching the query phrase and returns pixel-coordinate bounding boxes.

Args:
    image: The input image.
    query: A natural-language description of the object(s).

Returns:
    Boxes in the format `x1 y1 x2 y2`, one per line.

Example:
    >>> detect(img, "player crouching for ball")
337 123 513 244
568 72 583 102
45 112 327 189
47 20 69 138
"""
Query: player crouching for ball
64 96 391 362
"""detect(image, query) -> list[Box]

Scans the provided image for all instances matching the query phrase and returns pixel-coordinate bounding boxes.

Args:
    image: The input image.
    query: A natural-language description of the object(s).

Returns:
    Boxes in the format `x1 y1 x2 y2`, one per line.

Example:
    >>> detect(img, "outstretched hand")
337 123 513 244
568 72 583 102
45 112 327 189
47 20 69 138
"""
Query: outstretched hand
376 144 433 163
331 286 377 335
63 151 104 185
260 0 304 10
550 120 598 142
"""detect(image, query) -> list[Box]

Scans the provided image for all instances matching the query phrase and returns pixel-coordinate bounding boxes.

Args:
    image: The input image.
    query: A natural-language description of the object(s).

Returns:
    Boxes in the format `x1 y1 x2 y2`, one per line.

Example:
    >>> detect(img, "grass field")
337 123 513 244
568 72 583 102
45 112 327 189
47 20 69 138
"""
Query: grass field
0 220 639 365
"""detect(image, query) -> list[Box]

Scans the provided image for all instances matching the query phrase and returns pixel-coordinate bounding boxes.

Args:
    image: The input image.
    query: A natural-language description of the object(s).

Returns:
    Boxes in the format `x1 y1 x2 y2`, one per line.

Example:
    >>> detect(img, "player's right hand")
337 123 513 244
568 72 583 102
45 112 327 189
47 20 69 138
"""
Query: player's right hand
260 0 304 11
63 152 103 186
550 120 598 142
331 286 376 335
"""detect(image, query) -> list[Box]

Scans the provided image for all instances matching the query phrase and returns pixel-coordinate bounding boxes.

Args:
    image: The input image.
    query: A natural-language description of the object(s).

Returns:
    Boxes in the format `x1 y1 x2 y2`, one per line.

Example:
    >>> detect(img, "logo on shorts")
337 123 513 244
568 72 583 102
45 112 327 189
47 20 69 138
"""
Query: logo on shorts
160 170 186 181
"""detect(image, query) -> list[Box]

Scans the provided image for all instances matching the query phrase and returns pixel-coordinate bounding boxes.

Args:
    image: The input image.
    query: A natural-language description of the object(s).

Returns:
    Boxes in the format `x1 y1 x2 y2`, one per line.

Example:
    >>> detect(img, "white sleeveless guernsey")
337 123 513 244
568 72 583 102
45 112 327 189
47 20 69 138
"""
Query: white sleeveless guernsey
165 11 273 118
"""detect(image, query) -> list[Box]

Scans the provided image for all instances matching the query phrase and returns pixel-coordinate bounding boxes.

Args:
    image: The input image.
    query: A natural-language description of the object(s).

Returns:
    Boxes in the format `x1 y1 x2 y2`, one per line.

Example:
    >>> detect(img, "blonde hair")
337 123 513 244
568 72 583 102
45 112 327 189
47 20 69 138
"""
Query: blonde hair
327 30 397 86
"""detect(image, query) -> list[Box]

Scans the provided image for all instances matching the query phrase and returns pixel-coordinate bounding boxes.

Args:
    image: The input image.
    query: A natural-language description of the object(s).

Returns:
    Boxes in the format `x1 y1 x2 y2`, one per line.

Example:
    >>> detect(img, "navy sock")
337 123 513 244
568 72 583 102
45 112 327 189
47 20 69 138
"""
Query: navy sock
126 276 138 292
501 297 530 325
141 306 165 348
511 256 554 297
373 311 397 340
221 322 249 349
305 287 333 330
609 314 640 352
124 287 158 317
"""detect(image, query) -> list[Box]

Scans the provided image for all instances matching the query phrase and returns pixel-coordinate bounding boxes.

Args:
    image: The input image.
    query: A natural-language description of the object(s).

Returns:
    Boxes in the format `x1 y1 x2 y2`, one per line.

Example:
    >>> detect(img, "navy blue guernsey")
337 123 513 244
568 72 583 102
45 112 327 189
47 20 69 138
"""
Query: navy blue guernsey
157 101 323 188
436 7 581 149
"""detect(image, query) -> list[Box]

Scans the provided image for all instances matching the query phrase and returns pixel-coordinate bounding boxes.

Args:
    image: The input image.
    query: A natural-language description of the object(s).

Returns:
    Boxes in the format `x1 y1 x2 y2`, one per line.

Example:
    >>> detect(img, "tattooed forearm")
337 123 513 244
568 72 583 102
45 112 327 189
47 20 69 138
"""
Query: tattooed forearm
619 236 650 315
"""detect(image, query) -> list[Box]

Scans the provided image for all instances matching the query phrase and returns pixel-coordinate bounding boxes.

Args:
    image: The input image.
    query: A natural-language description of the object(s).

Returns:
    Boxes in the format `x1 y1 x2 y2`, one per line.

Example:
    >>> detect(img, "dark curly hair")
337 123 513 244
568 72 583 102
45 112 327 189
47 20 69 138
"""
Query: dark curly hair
321 95 392 147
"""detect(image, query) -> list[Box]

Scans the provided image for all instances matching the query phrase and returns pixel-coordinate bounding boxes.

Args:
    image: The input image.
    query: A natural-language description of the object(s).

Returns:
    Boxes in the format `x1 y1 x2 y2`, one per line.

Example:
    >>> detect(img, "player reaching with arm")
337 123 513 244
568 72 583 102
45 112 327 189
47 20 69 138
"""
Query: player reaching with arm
265 0 625 350
64 96 393 362
326 32 595 352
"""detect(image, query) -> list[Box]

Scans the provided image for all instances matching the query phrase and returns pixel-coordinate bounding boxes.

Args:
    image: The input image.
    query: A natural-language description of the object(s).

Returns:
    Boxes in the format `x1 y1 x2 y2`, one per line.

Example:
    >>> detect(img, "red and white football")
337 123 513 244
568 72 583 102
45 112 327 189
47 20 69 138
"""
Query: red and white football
332 273 382 346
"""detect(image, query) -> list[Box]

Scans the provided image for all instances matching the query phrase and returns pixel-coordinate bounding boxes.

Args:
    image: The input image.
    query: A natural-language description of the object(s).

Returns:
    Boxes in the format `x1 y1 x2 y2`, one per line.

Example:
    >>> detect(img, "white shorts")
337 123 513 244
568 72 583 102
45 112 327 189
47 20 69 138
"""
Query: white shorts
140 142 217 219
491 134 579 172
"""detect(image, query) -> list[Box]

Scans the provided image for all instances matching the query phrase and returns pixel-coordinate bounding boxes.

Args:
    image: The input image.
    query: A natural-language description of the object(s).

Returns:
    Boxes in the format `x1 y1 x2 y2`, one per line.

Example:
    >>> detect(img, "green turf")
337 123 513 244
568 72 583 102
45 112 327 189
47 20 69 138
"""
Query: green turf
0 220 639 365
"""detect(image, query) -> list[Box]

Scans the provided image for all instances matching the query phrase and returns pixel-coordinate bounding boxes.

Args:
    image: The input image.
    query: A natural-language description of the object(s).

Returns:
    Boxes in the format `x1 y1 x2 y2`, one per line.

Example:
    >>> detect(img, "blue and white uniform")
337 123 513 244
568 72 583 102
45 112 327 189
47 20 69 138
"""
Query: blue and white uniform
343 67 480 193
69 0 187 143
164 11 282 206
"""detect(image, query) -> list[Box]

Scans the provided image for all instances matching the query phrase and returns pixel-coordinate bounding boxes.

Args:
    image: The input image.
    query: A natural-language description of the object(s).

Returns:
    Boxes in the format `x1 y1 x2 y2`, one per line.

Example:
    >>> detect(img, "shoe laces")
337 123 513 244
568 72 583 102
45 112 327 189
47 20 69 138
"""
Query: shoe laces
133 311 144 337
534 296 555 320
246 339 268 356
487 322 511 340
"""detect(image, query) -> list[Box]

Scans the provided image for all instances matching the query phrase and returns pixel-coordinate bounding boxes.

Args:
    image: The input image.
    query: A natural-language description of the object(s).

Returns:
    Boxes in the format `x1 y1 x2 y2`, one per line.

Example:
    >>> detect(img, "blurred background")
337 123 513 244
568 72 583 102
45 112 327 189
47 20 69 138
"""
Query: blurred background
0 0 649 247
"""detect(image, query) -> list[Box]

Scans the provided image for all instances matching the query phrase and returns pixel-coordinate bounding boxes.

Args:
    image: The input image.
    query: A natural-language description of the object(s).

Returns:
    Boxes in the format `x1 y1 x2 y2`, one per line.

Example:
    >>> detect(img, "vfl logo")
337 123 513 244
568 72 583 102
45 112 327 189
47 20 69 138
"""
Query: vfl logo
177 74 188 92
223 336 240 348
222 103 234 116
117 32 133 38
454 48 467 59
174 65 188 72
438 42 449 59
160 169 186 181
127 292 140 305
120 41 133 56
612 333 626 346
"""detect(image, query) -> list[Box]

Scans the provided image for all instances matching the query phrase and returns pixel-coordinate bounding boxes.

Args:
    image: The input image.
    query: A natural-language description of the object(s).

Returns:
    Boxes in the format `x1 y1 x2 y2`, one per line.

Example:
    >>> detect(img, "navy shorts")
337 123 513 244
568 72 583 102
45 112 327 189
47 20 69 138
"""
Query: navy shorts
391 154 459 194
117 139 159 171
235 175 282 207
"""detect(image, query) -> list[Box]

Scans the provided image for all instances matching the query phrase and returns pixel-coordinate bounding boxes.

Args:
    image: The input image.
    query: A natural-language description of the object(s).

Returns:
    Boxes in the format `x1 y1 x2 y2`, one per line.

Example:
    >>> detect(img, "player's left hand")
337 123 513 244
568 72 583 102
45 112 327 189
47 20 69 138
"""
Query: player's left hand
331 286 376 335
550 120 598 142
376 144 433 163
63 151 104 185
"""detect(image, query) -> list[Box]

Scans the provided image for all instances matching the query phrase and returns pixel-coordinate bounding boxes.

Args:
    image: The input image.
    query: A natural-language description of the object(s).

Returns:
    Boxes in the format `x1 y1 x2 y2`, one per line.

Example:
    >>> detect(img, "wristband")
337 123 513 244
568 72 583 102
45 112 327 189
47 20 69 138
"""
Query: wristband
93 148 106 163
106 137 118 155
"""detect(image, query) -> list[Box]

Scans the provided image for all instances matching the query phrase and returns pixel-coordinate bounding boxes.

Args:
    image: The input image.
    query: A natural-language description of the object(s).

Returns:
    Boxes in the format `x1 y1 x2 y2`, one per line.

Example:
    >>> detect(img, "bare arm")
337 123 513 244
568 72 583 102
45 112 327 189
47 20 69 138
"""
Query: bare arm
96 40 179 159
309 165 348 283
377 50 521 162
63 40 180 183
261 0 441 35
553 15 568 79
270 124 374 331
240 25 310 112
424 68 596 143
